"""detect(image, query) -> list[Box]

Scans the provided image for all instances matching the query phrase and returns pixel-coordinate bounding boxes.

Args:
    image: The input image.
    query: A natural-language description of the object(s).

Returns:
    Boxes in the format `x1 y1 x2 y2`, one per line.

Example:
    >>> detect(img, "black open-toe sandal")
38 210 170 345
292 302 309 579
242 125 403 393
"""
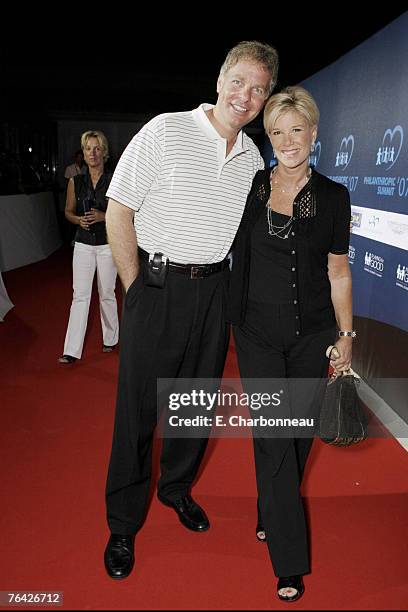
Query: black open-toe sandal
256 499 266 542
256 523 266 542
277 575 304 602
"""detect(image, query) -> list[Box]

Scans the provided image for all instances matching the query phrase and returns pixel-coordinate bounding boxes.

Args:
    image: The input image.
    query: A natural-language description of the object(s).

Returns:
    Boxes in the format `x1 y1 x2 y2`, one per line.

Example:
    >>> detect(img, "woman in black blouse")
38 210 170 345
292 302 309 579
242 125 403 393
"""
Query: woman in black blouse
229 86 353 601
59 131 118 363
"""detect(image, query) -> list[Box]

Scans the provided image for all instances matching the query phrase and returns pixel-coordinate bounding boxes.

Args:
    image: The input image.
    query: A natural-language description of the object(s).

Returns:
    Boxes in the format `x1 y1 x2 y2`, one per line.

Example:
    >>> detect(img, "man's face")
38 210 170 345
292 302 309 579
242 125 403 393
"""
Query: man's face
214 60 271 133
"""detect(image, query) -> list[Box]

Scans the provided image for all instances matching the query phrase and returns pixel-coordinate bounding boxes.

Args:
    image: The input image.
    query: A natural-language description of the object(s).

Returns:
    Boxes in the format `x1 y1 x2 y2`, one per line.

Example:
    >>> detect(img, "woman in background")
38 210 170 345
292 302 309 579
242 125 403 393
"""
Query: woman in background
59 130 118 363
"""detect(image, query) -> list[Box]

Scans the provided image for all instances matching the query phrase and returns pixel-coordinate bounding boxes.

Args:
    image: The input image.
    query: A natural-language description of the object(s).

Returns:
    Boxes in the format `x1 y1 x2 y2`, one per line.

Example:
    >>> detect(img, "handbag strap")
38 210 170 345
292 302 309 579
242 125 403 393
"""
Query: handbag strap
325 345 360 379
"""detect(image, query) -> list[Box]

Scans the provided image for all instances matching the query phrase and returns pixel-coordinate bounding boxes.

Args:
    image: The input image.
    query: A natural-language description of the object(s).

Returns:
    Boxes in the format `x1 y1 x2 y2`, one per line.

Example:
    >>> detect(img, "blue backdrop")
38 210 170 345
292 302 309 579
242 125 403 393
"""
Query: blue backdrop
264 13 408 334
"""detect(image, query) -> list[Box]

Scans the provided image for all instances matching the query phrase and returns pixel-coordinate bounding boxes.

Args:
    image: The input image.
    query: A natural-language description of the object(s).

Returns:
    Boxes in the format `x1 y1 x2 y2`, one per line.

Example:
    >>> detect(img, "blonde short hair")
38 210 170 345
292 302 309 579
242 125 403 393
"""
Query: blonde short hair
81 130 109 162
263 86 319 134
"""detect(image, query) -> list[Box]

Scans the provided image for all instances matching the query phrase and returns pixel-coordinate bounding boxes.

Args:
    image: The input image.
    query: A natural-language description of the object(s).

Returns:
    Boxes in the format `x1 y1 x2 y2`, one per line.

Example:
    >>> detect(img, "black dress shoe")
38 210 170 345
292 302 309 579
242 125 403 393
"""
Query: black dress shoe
104 534 135 580
277 575 304 602
158 494 210 532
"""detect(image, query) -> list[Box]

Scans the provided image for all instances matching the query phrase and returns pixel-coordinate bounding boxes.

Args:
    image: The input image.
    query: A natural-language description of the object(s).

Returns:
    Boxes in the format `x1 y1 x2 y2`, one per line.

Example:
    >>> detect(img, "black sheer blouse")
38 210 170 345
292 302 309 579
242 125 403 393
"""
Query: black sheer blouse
248 210 293 304
228 169 351 335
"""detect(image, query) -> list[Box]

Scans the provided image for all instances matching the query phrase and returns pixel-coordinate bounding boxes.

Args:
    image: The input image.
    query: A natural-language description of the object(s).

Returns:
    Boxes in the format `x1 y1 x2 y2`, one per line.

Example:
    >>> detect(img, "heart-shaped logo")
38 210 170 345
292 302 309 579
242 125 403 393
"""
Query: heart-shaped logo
310 141 321 168
382 125 403 170
339 135 354 170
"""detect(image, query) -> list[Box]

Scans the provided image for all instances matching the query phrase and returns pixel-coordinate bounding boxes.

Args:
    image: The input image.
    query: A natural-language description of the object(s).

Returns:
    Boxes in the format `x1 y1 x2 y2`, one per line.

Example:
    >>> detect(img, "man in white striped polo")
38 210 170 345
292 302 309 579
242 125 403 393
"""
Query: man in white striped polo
104 40 279 579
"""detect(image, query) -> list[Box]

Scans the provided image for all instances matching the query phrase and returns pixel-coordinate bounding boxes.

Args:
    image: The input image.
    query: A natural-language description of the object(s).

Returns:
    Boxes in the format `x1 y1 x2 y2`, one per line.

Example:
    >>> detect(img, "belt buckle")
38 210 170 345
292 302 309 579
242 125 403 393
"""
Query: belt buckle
190 266 202 279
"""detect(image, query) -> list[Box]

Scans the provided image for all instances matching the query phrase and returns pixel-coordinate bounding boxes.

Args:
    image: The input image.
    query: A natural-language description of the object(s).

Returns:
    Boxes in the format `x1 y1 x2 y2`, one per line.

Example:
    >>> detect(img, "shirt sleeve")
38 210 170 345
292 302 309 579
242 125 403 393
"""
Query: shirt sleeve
106 116 164 212
64 165 72 179
330 185 351 255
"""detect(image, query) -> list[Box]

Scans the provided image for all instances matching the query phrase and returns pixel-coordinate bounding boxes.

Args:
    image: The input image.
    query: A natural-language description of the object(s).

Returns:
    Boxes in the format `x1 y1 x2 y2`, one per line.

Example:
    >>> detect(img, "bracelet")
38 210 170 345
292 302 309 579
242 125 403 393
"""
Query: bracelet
338 330 356 337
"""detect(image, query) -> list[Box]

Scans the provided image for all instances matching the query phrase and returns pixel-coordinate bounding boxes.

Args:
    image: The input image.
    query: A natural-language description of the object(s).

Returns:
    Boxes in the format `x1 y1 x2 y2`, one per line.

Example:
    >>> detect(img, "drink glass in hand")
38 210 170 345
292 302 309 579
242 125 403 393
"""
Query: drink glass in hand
83 197 96 232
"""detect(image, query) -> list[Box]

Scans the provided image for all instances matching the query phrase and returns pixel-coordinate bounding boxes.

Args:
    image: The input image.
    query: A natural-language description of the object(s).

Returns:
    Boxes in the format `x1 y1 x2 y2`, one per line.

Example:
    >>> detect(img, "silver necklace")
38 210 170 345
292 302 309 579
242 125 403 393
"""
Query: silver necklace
267 207 293 239
266 167 311 239
267 169 293 239
271 167 311 194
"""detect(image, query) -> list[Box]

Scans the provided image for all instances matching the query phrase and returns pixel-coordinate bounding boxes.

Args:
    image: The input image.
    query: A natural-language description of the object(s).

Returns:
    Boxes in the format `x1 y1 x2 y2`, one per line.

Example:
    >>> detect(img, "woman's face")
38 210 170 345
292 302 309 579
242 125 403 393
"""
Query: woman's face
83 137 104 168
269 110 317 170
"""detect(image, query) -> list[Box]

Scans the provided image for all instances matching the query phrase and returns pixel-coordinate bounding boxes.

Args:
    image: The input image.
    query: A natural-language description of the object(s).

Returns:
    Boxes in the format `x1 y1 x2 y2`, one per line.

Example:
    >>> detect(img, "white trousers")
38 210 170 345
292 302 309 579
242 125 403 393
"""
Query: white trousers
63 242 119 359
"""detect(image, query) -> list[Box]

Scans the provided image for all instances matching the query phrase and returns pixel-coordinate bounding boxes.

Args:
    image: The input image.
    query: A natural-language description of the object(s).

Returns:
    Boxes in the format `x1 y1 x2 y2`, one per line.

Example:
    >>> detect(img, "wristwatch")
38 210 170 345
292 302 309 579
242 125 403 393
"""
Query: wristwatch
338 330 357 337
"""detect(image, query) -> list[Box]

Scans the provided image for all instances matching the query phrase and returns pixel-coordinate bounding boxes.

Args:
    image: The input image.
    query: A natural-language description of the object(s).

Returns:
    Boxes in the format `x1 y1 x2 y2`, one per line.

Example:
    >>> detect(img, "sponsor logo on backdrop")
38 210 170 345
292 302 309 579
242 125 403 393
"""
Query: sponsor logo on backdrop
335 135 354 170
396 264 408 291
368 214 380 228
309 141 321 168
364 251 384 278
348 245 355 264
351 205 408 251
387 220 408 240
351 210 362 229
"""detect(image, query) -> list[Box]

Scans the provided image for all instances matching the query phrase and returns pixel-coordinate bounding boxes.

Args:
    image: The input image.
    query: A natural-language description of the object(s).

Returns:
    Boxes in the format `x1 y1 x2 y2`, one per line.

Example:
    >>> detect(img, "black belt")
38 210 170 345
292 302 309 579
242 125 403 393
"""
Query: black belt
138 248 229 279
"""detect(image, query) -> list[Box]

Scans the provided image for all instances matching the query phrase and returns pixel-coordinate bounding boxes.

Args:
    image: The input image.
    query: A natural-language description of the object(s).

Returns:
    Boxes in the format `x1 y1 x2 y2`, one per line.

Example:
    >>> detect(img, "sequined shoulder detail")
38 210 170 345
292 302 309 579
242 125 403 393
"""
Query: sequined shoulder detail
293 179 316 219
257 182 269 204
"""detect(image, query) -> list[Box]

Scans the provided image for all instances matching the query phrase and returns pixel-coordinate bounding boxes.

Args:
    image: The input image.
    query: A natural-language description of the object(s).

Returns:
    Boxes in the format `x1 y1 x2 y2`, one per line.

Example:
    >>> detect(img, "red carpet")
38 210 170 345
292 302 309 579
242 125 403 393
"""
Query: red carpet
1 247 407 610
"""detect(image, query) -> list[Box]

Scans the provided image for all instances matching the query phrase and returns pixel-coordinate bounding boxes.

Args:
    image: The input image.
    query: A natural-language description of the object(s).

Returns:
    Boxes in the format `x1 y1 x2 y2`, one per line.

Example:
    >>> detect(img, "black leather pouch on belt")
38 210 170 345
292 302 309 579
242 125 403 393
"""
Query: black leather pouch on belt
144 252 169 288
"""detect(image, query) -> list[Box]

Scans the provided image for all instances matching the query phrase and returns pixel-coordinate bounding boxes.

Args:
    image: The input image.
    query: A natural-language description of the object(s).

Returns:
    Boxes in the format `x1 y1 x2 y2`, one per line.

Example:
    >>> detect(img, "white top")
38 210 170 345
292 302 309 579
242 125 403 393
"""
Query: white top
106 103 264 264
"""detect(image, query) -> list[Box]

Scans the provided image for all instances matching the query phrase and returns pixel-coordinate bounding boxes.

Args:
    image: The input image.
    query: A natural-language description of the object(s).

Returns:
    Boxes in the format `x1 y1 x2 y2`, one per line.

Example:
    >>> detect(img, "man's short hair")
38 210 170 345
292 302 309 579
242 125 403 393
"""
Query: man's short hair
219 41 279 96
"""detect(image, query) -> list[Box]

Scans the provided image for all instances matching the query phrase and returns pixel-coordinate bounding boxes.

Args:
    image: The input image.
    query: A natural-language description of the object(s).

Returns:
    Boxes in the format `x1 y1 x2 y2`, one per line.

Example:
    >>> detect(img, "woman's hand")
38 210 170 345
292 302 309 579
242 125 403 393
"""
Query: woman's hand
329 336 353 374
85 208 105 224
78 215 91 230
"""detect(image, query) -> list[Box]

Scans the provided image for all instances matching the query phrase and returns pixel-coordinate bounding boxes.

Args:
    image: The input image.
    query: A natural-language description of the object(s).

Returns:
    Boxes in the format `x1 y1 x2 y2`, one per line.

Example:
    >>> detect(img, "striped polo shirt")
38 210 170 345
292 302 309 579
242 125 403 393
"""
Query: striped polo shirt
106 103 264 264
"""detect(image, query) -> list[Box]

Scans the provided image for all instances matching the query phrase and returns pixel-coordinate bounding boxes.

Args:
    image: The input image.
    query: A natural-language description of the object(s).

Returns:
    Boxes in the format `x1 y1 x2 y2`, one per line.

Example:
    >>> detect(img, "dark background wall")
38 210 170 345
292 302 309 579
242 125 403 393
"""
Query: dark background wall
4 10 407 188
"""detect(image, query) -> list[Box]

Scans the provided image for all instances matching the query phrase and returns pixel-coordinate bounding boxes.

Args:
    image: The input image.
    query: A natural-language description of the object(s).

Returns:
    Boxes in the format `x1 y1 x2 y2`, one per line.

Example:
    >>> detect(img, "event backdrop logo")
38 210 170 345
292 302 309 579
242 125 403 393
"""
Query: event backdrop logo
396 264 408 291
369 214 380 228
375 125 404 170
335 135 354 170
351 210 362 229
364 251 384 278
309 141 321 168
387 219 408 238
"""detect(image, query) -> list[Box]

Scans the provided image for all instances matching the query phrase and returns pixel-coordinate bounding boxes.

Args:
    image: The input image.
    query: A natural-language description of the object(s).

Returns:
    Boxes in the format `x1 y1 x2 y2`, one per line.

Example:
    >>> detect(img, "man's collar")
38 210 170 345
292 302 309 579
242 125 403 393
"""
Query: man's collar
191 103 248 152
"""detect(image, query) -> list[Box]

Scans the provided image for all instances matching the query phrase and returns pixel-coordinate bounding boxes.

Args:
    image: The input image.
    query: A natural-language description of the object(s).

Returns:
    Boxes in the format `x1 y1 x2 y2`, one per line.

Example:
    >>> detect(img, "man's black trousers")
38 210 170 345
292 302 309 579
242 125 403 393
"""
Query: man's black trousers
106 265 230 535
